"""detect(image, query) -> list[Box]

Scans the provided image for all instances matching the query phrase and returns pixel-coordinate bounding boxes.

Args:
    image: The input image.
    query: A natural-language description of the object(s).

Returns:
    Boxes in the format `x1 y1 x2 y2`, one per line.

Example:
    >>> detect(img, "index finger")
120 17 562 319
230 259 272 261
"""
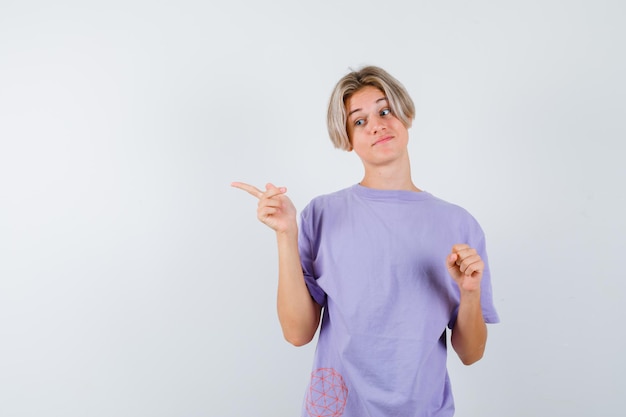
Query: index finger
231 181 263 199
451 243 470 253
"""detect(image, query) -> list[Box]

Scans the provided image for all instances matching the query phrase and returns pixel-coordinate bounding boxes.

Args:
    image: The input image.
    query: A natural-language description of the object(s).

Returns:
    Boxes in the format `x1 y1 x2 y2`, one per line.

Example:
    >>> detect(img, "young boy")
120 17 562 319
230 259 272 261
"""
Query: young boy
232 66 499 416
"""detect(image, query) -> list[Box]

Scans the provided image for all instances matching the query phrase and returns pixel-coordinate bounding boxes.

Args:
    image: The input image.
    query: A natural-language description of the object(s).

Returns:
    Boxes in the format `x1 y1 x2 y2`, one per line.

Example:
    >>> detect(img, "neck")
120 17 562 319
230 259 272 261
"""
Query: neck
359 157 421 192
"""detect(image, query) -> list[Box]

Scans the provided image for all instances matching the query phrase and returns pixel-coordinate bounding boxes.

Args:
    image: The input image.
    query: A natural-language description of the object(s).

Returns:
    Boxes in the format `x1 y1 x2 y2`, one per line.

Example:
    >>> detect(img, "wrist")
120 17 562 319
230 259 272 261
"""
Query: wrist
459 288 481 304
276 225 298 241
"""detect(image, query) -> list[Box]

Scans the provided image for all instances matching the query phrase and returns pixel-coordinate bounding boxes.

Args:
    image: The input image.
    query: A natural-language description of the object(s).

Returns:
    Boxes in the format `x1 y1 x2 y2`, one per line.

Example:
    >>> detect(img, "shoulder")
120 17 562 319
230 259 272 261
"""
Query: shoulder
299 186 356 235
428 194 474 217
427 194 485 235
302 186 355 215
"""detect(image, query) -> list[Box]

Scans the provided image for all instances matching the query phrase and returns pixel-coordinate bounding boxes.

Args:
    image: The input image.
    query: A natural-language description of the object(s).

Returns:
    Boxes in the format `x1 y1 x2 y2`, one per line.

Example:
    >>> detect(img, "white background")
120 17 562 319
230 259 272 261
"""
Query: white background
1 1 624 416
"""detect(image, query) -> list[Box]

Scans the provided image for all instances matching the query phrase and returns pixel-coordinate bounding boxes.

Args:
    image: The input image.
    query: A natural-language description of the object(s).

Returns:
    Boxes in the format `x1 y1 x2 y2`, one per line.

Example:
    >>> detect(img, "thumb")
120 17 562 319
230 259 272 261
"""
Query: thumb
266 182 287 193
446 253 458 270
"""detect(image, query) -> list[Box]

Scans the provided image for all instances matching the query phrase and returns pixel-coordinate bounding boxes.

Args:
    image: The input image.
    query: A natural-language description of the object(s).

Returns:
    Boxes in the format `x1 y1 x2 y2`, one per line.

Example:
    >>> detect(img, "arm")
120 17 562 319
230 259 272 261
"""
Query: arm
231 182 321 346
276 228 322 346
447 244 488 365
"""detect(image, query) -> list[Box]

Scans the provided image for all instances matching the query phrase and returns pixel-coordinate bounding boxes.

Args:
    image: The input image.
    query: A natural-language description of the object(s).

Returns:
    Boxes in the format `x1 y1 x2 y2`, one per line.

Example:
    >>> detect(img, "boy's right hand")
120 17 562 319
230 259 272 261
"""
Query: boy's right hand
231 182 297 235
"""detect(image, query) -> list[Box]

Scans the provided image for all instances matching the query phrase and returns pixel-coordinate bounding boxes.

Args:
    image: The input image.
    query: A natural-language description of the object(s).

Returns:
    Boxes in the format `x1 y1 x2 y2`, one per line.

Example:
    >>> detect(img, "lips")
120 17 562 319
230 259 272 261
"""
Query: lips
373 135 393 146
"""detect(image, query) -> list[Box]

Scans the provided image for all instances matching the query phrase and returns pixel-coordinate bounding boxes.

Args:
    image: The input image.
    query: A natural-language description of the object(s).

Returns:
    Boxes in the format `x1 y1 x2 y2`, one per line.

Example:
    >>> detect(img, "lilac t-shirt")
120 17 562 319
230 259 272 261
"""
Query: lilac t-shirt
298 185 499 417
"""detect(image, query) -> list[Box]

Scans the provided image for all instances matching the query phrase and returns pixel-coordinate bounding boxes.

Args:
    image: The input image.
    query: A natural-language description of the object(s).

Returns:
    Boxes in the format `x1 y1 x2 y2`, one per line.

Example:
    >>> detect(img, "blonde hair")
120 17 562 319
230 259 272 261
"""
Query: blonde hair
327 66 415 151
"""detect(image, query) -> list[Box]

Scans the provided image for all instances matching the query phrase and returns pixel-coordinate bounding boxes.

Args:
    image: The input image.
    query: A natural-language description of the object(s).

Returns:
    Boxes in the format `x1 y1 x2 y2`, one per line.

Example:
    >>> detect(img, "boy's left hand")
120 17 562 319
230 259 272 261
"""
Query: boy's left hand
446 244 483 293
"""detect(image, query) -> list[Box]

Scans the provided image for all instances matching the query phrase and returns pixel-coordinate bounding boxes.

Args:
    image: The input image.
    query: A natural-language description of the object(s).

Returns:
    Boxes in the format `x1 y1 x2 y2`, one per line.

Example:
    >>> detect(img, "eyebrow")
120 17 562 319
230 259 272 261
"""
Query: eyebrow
347 97 389 117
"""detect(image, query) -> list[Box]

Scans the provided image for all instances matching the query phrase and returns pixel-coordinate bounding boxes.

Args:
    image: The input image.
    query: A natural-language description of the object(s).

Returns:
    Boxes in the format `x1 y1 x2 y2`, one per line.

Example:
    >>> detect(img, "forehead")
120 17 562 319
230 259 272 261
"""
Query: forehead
346 86 386 114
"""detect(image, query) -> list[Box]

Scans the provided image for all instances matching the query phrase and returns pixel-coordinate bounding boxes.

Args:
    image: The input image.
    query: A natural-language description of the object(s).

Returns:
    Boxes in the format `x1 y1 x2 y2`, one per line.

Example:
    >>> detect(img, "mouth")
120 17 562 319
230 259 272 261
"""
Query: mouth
372 135 393 146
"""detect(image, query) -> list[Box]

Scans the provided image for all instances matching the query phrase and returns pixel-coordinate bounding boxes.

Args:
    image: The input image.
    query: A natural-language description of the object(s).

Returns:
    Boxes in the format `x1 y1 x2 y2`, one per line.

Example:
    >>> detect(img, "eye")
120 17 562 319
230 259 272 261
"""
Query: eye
354 118 365 126
380 108 391 116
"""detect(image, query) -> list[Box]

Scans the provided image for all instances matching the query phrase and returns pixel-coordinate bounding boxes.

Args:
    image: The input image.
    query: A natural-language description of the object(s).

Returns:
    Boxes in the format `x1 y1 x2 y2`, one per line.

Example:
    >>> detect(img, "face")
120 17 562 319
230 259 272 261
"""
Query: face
345 86 411 168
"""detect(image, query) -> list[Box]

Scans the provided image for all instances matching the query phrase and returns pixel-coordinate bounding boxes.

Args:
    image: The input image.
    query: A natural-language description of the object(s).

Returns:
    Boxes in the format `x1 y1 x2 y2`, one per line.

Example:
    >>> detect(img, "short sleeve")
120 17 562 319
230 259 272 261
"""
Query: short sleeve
298 204 327 307
448 216 500 329
473 230 500 324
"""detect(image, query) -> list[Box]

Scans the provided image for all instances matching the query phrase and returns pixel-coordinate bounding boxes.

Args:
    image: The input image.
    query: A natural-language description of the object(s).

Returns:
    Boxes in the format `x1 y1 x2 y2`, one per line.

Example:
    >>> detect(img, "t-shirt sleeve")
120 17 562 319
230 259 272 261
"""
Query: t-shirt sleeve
473 230 500 324
298 204 327 307
448 216 500 328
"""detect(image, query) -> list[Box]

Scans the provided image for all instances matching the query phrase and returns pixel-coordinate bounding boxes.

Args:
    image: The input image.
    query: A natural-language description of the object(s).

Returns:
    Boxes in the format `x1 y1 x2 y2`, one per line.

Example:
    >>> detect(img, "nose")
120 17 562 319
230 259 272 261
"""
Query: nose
370 114 386 134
